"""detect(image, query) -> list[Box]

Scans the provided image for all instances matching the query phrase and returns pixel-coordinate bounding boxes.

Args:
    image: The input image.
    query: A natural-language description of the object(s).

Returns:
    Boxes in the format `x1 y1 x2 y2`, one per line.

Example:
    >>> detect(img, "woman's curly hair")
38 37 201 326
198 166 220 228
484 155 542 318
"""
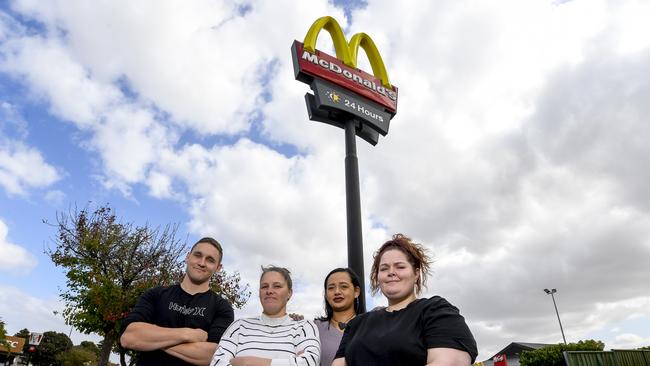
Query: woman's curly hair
370 233 432 296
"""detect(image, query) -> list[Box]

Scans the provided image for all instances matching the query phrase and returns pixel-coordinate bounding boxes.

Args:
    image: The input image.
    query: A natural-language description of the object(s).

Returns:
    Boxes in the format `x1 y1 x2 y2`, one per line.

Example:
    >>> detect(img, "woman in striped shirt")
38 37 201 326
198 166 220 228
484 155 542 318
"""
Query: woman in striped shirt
209 266 320 366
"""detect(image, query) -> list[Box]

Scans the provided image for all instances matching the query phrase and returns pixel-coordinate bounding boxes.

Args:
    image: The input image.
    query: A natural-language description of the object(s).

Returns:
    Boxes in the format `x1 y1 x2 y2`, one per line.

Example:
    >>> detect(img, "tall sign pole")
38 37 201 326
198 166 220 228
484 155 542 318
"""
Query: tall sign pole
344 118 364 307
292 16 399 309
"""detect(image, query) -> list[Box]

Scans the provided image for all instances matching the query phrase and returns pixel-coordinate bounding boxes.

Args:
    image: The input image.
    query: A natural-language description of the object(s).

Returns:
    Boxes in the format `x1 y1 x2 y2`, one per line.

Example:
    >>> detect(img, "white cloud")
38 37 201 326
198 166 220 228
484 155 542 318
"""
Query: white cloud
164 139 351 272
609 333 650 350
44 189 65 205
0 140 60 195
0 219 37 274
0 101 28 138
0 36 121 128
7 0 343 135
0 0 344 191
0 32 171 190
0 284 63 334
146 170 174 199
0 284 108 355
0 101 60 195
92 106 174 184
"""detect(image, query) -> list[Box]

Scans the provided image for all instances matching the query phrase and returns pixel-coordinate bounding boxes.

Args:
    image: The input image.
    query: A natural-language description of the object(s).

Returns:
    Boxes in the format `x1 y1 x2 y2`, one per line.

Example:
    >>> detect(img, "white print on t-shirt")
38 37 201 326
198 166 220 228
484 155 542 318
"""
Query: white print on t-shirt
169 301 207 316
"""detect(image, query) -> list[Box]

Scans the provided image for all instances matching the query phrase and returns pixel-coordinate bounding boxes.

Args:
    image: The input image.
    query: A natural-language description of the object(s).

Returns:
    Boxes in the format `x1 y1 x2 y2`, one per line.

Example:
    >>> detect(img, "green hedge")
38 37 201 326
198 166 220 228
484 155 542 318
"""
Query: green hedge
520 340 605 366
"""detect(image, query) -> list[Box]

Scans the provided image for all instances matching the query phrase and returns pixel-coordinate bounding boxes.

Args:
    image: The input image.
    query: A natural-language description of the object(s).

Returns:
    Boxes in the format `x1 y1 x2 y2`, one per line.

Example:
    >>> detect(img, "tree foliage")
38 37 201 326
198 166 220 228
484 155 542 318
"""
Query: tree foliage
31 331 73 366
46 204 250 366
79 340 101 358
212 269 251 309
13 328 31 354
14 328 30 339
107 339 138 366
58 345 98 366
520 340 605 366
0 318 9 352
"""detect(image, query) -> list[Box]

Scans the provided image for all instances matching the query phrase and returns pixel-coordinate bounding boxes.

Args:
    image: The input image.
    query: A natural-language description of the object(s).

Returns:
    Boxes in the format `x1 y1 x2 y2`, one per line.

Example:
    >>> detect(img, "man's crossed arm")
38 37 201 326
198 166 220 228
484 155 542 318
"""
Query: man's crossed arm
120 322 217 365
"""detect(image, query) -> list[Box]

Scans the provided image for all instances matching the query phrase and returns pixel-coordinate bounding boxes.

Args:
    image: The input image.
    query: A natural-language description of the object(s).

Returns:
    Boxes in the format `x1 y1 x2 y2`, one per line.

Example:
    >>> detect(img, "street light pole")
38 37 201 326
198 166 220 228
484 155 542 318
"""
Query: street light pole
544 288 567 344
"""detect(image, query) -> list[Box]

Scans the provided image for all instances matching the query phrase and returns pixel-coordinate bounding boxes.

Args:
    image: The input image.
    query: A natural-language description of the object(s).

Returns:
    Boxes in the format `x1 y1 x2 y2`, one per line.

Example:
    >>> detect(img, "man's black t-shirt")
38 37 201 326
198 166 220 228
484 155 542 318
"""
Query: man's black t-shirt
122 284 234 366
335 296 478 365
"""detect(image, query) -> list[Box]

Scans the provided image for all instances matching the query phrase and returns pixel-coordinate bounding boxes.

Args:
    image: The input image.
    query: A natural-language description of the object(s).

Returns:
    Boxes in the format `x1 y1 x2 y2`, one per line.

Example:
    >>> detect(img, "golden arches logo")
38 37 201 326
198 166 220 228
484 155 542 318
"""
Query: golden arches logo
303 16 392 89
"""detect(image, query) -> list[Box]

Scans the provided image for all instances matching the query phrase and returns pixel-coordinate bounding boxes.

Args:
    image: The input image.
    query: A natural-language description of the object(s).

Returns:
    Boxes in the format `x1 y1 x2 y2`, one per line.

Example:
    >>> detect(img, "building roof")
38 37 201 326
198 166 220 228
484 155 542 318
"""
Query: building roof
490 342 554 359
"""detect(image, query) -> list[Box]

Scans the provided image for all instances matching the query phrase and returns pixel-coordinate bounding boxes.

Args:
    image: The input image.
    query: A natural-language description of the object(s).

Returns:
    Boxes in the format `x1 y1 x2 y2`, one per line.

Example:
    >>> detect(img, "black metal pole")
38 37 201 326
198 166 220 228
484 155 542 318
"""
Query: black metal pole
344 118 366 311
550 292 567 344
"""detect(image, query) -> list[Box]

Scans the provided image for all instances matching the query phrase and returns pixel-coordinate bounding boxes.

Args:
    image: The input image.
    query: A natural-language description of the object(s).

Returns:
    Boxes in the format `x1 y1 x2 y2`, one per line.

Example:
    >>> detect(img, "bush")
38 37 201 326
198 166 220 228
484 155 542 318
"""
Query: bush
520 340 605 366
58 345 98 366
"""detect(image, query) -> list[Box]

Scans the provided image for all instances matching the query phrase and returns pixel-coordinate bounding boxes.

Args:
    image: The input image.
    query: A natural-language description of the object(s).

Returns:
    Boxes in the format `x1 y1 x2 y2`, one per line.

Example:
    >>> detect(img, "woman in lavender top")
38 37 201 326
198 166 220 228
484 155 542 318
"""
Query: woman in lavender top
314 268 365 366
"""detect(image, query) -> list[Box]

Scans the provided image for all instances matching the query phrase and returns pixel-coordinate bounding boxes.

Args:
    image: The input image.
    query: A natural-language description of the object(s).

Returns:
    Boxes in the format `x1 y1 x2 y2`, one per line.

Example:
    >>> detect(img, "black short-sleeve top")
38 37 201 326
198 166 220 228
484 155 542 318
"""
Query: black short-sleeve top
121 284 234 366
335 296 478 365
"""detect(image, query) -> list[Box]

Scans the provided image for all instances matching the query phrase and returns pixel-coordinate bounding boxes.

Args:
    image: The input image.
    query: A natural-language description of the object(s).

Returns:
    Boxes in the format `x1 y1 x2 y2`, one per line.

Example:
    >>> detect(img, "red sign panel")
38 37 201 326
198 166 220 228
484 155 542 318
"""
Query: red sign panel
493 354 508 366
292 40 398 113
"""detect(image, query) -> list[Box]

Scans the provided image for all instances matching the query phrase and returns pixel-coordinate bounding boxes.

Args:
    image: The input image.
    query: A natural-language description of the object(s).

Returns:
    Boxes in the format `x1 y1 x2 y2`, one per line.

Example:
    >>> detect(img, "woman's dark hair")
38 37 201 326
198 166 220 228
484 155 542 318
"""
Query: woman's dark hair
260 265 292 291
370 233 432 296
317 268 366 321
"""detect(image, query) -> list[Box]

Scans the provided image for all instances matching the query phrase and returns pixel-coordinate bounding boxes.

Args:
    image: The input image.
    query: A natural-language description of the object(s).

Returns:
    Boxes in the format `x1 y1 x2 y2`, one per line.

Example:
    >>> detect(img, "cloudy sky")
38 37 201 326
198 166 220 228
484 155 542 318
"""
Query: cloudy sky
1 0 650 362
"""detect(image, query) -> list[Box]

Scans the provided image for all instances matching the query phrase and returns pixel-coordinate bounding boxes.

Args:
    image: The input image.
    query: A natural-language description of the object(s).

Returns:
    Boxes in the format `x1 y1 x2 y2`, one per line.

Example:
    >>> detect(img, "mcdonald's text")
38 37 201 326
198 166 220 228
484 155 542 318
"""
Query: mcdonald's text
292 41 398 113
301 50 397 103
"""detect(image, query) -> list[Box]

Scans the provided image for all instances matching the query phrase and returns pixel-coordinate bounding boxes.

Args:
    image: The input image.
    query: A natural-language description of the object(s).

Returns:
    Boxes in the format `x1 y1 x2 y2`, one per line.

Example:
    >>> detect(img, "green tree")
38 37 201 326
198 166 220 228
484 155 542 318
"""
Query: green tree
31 331 73 366
0 318 9 353
79 340 101 359
14 329 31 339
14 328 31 354
520 339 605 366
46 204 251 366
102 339 138 366
58 345 98 366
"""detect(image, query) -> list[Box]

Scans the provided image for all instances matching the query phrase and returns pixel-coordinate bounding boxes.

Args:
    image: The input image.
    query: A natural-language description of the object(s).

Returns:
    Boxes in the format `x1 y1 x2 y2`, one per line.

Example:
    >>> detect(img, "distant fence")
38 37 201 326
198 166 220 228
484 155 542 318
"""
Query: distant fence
564 349 650 366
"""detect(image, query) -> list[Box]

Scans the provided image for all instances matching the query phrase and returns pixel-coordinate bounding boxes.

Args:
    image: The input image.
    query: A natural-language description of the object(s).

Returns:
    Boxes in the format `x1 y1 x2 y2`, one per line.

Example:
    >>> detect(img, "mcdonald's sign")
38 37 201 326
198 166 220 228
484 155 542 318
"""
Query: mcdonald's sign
292 16 398 114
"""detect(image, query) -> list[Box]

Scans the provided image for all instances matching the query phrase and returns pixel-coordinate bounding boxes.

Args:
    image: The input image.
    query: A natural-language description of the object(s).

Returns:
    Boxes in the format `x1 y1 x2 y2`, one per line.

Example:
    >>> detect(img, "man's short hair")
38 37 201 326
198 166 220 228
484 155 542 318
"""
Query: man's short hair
191 237 223 263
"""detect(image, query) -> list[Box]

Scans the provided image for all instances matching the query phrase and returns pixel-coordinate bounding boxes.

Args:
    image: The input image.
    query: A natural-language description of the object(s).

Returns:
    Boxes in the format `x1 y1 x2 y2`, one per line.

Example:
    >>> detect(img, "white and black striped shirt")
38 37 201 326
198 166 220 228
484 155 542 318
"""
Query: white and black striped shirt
210 314 320 366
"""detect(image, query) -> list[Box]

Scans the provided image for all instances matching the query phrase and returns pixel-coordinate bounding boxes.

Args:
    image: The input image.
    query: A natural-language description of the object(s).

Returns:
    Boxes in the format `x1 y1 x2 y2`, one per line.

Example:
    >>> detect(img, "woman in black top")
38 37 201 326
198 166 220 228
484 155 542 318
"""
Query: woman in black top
333 234 478 366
